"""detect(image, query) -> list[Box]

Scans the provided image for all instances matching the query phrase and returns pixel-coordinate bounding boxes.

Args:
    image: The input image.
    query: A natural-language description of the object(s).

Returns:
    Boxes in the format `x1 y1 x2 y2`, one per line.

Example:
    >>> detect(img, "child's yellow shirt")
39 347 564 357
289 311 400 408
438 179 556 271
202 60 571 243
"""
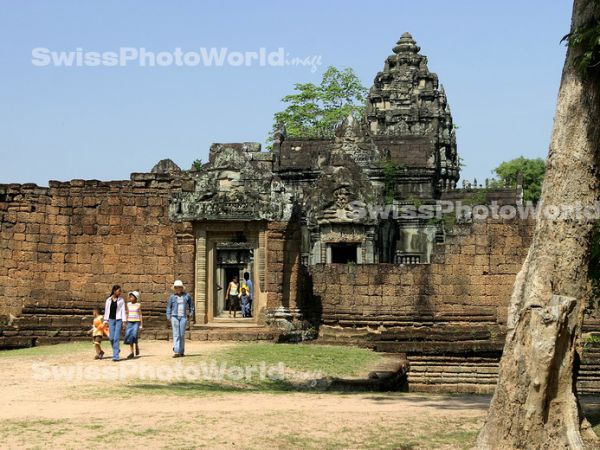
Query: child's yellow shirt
92 315 109 337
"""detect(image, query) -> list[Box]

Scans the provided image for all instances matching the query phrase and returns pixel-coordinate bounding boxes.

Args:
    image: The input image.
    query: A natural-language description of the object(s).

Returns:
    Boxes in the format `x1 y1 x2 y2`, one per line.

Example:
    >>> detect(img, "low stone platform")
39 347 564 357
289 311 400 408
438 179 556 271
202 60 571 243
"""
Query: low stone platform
189 327 281 342
0 310 282 348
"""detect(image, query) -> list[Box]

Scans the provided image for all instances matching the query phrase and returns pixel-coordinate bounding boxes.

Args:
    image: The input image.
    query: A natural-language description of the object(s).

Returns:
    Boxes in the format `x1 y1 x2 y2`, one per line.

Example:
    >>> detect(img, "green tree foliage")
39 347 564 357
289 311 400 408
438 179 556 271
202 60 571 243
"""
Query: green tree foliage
561 15 600 75
191 159 203 171
493 157 546 203
271 66 367 139
382 161 397 204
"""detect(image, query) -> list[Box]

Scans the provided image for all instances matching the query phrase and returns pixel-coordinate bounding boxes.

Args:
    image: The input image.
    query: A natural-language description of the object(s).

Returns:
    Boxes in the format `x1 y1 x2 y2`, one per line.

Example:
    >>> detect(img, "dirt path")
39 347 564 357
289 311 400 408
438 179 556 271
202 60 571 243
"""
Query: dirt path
0 341 490 449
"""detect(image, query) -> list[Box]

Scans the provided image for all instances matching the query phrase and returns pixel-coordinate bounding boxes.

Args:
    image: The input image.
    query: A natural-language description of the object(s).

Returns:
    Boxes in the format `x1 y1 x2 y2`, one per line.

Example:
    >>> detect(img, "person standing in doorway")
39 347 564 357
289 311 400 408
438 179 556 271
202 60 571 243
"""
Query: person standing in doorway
166 280 194 358
103 285 127 362
225 276 240 318
242 272 253 318
239 284 250 318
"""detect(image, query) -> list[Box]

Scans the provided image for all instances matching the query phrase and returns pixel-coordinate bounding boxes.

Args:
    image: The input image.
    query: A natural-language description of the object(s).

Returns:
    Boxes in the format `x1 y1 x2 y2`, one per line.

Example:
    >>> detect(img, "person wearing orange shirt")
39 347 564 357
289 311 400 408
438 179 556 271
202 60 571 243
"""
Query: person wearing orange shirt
91 308 109 360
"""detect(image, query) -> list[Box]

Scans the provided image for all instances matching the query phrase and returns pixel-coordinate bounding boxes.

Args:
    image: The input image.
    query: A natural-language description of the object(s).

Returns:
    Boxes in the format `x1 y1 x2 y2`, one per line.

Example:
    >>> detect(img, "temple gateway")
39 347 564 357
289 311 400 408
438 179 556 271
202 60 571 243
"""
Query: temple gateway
1 34 599 394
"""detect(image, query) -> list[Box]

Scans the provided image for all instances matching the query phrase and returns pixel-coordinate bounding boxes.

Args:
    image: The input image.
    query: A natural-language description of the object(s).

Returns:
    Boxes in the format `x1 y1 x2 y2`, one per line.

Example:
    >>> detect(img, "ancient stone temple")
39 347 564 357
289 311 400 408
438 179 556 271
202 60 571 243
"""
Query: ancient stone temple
166 32 461 323
366 32 459 191
1 34 599 394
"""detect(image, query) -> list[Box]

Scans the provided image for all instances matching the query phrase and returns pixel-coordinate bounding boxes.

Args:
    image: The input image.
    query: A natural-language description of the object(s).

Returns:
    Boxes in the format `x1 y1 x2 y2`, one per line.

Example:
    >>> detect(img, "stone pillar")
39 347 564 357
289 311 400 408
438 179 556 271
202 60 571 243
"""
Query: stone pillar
300 226 310 267
310 232 321 265
257 229 267 319
194 226 207 323
364 228 376 263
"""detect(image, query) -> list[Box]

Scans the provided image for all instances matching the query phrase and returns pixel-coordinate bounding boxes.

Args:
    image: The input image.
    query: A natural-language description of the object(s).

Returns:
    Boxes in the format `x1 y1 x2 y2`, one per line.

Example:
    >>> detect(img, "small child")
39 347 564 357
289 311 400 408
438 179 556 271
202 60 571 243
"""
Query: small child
91 308 109 360
240 285 251 318
124 291 143 359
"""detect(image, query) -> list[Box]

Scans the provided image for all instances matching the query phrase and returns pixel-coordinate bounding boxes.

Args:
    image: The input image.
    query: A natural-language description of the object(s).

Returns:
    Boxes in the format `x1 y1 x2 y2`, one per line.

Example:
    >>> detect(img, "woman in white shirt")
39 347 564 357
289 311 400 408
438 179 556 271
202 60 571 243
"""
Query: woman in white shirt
103 285 127 362
226 276 240 318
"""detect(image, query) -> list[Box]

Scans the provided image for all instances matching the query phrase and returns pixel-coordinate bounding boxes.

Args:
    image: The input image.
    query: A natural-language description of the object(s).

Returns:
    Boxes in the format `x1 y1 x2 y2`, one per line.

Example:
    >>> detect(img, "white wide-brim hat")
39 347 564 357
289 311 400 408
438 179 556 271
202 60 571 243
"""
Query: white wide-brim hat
129 291 140 300
173 280 185 289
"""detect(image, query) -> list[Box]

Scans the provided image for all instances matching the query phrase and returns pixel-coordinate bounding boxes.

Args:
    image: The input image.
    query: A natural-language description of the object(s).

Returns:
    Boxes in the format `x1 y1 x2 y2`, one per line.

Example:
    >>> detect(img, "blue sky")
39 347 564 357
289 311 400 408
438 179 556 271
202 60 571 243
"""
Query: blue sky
0 0 572 186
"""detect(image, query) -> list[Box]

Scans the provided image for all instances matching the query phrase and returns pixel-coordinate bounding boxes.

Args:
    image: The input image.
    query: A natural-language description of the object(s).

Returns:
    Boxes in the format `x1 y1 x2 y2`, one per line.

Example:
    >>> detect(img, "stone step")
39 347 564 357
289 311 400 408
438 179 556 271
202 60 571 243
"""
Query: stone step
409 383 495 395
189 328 280 341
374 340 505 354
405 354 600 396
196 319 263 329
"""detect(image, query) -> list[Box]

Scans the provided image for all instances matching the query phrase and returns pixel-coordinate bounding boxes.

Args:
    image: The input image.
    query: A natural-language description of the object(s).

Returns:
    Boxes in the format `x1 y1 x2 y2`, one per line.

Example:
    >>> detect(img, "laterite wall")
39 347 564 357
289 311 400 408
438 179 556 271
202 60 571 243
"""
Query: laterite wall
310 219 600 394
0 174 194 347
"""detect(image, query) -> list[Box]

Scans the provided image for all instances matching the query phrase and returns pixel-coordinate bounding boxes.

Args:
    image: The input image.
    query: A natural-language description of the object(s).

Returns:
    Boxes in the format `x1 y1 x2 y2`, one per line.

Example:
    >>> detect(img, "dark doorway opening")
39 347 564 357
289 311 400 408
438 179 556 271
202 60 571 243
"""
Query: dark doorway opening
331 243 358 264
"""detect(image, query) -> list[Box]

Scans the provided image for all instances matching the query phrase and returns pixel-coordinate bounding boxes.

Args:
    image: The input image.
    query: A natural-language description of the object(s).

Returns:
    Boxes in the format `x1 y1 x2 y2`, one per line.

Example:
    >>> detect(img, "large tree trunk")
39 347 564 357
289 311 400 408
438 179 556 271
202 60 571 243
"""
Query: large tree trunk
477 1 600 449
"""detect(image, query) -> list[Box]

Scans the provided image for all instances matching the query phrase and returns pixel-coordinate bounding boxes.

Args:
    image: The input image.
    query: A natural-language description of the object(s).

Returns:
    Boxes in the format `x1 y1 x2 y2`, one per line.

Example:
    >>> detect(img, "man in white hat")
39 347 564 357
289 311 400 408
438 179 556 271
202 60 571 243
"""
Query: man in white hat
166 280 194 357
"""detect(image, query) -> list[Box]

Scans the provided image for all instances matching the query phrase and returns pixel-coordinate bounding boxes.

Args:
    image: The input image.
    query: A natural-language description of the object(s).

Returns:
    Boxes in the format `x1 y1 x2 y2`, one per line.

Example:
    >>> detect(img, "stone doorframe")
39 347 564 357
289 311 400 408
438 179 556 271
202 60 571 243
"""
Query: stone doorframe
194 221 266 324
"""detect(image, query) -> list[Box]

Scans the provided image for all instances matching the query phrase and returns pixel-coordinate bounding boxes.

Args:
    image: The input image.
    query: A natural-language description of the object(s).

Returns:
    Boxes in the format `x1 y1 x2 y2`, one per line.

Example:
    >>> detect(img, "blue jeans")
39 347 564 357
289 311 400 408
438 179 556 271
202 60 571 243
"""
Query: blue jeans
124 321 140 345
240 296 251 317
171 316 187 355
108 319 122 361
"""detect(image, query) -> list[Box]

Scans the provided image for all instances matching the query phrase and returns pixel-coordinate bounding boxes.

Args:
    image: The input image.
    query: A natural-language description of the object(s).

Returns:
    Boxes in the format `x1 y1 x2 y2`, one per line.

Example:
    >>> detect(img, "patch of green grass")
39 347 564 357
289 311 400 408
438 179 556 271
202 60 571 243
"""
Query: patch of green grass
261 426 477 450
129 379 310 396
51 429 68 437
0 341 90 358
423 430 478 449
81 423 104 431
5 341 384 397
93 343 382 397
373 423 477 450
0 418 73 440
210 342 381 378
124 343 383 395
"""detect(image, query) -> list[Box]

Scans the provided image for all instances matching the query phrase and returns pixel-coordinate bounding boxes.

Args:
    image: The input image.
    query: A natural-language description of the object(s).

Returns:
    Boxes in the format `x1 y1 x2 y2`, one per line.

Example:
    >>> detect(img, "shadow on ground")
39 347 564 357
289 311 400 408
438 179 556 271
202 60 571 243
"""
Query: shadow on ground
130 379 401 394
129 380 493 406
363 393 491 409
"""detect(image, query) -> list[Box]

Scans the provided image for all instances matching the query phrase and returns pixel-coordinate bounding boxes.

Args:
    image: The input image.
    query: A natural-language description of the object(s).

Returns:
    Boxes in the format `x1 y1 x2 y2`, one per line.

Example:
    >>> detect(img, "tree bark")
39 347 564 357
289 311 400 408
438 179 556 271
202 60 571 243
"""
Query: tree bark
477 1 600 448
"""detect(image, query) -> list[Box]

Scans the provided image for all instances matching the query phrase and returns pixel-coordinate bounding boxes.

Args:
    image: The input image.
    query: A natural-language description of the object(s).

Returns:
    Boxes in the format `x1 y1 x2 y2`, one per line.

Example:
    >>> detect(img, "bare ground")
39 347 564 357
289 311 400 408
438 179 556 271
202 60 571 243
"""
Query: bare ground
0 340 501 449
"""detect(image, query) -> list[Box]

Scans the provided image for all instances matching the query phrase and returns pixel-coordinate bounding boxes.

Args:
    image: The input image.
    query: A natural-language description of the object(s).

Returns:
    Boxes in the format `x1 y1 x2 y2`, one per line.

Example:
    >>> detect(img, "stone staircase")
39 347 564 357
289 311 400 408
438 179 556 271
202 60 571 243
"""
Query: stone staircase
578 344 600 394
188 317 281 341
316 325 600 395
407 355 499 394
406 348 600 396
